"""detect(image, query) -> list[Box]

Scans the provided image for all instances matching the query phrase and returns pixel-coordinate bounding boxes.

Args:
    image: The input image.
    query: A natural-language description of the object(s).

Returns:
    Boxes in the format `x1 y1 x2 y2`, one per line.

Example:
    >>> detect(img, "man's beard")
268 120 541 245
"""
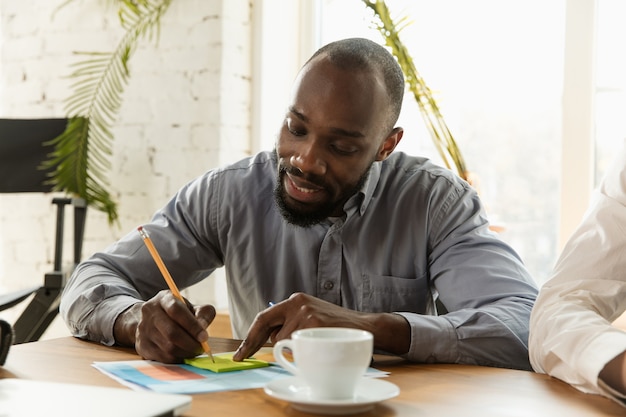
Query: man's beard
273 163 372 228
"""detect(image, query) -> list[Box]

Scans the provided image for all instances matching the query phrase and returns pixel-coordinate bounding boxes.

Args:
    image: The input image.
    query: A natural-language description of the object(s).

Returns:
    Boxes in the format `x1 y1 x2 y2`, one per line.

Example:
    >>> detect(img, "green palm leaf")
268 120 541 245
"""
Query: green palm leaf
362 0 468 180
43 0 172 225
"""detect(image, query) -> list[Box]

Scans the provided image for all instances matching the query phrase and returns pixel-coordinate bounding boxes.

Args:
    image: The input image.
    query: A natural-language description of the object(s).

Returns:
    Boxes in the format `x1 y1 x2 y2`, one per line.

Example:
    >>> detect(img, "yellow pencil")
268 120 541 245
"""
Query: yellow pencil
138 226 215 362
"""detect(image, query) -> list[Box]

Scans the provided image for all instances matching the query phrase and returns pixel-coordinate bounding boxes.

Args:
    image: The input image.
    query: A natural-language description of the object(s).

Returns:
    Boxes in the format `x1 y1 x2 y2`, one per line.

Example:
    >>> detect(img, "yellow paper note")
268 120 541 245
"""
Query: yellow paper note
184 354 269 373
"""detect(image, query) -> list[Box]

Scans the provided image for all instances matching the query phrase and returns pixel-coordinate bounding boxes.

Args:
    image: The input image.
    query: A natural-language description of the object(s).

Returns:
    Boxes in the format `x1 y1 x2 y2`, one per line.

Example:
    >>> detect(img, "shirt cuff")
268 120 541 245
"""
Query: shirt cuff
91 295 142 346
396 312 457 363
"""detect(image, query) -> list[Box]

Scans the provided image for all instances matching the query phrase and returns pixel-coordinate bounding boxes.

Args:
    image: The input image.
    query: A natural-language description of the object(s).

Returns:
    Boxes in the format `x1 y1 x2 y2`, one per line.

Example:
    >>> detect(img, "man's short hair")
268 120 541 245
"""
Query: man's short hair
307 37 405 131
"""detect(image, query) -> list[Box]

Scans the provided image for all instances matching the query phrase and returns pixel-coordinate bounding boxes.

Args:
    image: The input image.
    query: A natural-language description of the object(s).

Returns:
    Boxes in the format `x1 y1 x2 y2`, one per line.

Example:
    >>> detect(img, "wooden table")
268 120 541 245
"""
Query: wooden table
1 337 624 416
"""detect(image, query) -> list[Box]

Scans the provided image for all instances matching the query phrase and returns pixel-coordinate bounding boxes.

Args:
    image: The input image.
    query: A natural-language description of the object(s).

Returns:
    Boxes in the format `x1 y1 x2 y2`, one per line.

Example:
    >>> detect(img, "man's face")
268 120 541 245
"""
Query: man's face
274 56 394 227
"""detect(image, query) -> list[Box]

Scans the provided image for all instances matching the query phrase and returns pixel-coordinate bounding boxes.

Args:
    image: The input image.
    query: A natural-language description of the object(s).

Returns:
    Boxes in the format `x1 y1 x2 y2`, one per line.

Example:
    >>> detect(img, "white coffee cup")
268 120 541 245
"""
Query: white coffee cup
273 327 373 400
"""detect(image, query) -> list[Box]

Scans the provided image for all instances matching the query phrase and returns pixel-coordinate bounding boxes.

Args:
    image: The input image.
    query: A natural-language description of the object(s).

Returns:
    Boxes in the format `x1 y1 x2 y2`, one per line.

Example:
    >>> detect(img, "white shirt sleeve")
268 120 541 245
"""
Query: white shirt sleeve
529 139 626 403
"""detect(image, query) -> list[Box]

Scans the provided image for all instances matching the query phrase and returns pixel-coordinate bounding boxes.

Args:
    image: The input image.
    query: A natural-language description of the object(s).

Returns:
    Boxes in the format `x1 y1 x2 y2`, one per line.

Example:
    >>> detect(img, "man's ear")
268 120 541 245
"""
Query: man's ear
376 127 404 161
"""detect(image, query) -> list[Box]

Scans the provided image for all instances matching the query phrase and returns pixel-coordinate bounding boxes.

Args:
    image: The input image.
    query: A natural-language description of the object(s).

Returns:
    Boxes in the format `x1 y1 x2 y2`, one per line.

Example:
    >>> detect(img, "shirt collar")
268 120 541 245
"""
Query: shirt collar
343 160 382 218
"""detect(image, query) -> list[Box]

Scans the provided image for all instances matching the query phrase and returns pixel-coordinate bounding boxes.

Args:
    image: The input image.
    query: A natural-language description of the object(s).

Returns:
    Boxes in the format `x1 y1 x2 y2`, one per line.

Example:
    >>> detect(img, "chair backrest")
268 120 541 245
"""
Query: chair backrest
0 118 87 343
0 117 84 273
0 118 67 193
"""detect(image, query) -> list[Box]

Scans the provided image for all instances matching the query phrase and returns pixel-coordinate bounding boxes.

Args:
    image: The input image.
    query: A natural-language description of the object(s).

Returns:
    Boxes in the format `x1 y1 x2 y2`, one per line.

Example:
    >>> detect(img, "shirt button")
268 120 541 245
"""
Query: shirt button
323 281 334 290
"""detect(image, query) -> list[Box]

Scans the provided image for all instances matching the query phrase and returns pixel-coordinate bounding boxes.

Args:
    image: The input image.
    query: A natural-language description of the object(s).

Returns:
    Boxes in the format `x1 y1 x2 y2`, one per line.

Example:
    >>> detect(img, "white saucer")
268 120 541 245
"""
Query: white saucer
264 377 399 415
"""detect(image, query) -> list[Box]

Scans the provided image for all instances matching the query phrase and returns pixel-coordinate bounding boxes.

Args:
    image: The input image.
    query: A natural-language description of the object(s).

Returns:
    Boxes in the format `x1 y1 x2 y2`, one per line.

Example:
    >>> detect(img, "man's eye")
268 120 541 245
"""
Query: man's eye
286 120 306 136
288 127 306 136
331 144 358 155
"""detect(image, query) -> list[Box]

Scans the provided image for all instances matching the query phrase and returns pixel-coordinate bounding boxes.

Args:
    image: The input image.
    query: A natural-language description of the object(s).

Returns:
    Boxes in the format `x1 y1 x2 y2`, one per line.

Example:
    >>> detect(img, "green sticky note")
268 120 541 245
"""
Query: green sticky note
184 354 270 373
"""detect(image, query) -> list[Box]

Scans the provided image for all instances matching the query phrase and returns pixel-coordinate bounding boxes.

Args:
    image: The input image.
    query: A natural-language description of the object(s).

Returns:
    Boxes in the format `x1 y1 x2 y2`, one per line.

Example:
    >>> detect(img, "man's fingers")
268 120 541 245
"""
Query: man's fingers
195 305 217 328
269 326 282 344
138 292 219 361
233 337 268 361
232 307 280 361
233 322 275 361
161 294 213 342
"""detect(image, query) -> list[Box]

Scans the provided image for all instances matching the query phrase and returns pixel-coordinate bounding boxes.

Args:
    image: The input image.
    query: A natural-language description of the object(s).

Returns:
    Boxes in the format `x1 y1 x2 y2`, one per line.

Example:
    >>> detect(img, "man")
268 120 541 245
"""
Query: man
530 140 626 404
60 37 538 370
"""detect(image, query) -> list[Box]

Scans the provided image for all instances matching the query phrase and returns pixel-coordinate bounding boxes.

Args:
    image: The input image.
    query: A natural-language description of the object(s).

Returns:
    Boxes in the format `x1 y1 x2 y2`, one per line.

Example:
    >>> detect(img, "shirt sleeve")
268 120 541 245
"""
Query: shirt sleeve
401 180 538 370
60 173 223 345
529 142 626 402
60 262 144 345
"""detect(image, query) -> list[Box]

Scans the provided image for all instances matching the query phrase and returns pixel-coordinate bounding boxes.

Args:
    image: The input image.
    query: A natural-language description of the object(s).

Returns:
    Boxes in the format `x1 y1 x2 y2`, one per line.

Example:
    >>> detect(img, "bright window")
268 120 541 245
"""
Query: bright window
595 0 626 183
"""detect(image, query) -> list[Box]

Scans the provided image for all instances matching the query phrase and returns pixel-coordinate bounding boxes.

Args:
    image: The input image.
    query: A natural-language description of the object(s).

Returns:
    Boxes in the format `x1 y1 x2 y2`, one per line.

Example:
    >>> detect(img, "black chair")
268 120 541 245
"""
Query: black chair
0 319 12 365
0 118 87 344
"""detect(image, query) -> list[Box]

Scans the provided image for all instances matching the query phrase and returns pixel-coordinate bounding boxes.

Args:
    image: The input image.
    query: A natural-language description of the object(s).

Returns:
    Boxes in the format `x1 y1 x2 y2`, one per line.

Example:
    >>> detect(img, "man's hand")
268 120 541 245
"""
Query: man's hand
232 292 410 361
600 351 626 394
113 290 216 363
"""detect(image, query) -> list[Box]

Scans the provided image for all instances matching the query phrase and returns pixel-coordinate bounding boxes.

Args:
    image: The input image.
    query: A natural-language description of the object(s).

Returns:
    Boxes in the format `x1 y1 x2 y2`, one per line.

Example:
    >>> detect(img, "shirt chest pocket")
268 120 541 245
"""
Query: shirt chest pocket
361 273 433 314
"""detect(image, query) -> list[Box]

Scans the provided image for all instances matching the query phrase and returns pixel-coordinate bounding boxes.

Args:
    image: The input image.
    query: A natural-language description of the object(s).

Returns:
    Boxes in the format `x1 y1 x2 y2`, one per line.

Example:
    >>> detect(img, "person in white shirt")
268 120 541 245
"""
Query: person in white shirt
529 139 626 404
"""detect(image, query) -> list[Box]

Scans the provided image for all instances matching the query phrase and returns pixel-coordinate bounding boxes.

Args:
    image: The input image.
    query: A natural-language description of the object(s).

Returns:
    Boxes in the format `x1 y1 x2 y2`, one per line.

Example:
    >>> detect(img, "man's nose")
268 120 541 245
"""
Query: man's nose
290 141 326 176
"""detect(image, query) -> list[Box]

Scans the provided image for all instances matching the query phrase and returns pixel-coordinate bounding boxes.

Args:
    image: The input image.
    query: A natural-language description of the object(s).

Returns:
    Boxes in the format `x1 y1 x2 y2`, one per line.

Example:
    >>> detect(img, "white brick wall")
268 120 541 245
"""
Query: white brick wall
0 0 251 338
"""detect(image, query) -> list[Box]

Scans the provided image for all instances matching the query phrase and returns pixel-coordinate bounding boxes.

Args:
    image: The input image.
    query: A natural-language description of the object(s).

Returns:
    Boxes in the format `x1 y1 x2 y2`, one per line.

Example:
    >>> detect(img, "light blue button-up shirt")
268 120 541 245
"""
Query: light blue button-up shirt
61 150 538 370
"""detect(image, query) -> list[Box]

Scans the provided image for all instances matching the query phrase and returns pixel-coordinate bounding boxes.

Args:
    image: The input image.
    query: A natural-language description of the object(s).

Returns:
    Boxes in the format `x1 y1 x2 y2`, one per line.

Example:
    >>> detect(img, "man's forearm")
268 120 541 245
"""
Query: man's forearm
369 312 411 355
